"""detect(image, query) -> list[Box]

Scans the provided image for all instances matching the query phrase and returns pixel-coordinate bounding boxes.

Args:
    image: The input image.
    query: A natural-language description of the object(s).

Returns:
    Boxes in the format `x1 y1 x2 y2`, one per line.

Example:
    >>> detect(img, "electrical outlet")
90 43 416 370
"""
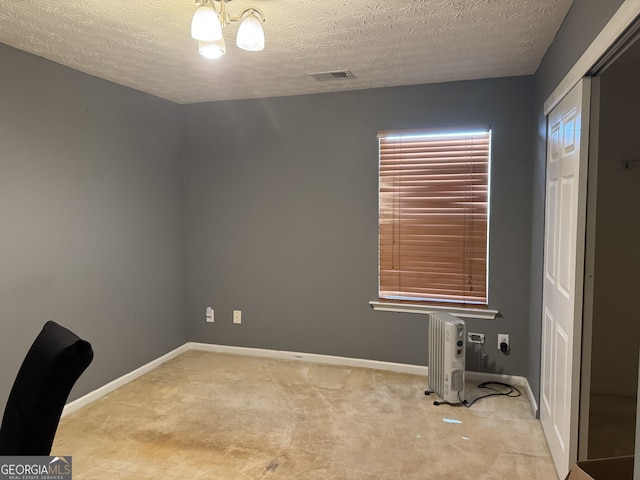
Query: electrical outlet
233 310 242 324
498 334 509 352
205 306 214 323
468 332 485 344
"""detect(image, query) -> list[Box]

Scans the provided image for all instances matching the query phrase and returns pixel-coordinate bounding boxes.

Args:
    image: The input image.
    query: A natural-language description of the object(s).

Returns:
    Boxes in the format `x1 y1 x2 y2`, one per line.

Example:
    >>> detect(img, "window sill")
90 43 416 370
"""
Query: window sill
369 301 499 320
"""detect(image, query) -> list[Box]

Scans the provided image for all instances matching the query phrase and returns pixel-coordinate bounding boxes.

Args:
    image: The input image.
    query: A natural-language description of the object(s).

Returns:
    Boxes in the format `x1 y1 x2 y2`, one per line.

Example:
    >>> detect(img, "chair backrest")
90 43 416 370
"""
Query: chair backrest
0 320 93 455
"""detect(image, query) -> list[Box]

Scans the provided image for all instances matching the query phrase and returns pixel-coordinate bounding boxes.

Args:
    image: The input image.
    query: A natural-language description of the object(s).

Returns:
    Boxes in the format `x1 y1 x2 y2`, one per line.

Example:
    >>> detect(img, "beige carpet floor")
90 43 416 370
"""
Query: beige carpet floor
53 350 557 479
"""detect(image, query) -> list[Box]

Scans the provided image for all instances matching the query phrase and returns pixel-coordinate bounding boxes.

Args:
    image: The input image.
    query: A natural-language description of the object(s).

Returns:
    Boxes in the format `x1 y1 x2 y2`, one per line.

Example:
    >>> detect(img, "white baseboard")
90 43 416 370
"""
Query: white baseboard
188 342 430 376
63 342 538 419
62 343 189 417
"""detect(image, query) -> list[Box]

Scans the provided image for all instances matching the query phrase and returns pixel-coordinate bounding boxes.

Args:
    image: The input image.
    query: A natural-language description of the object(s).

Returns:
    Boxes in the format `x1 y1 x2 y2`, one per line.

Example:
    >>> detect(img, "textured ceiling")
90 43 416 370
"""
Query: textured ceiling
0 0 573 104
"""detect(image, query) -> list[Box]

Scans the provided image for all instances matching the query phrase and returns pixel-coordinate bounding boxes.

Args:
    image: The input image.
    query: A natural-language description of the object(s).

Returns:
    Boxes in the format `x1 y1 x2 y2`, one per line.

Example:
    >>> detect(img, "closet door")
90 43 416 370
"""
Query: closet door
540 78 591 480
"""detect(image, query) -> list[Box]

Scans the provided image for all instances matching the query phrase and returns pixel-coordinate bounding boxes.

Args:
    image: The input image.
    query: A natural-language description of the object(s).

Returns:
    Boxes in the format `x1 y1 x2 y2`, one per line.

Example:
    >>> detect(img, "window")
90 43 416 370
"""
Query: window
378 129 490 307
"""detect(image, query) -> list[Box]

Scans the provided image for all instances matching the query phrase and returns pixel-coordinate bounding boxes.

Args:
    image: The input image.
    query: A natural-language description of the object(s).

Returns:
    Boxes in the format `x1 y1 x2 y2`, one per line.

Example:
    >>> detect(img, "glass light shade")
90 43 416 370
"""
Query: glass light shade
191 4 222 41
199 37 226 59
236 12 264 51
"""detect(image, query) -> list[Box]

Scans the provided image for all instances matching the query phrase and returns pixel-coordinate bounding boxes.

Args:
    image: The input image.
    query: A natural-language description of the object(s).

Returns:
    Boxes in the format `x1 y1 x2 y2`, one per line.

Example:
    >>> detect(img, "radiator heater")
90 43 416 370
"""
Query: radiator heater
426 312 466 404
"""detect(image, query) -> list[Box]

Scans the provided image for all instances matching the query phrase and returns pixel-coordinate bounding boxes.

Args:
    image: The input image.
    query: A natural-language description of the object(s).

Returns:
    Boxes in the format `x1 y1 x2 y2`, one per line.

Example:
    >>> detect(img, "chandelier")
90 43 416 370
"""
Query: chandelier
191 0 266 59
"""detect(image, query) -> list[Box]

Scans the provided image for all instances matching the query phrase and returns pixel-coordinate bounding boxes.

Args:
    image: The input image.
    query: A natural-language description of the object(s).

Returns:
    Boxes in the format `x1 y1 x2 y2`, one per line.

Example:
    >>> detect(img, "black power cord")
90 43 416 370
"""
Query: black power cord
425 381 521 407
458 381 521 408
425 395 465 407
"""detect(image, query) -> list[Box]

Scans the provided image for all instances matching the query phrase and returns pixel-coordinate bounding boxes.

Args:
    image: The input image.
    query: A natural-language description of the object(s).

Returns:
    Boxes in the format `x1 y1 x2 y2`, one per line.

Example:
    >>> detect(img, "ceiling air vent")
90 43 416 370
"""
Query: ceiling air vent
310 70 354 81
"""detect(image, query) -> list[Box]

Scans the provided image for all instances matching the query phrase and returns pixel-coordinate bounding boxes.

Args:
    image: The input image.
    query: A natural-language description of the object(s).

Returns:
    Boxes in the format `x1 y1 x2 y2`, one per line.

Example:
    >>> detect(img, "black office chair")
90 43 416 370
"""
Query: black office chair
0 320 93 455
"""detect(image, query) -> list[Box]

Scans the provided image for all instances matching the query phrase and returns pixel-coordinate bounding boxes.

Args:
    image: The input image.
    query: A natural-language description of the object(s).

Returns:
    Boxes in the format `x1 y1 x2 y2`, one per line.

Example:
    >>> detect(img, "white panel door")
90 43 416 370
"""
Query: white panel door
541 78 591 480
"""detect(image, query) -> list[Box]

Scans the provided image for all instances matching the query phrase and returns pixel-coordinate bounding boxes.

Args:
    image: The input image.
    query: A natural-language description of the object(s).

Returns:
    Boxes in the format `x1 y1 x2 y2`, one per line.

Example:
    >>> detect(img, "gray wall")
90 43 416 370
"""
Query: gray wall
529 0 626 402
184 77 534 375
0 43 188 405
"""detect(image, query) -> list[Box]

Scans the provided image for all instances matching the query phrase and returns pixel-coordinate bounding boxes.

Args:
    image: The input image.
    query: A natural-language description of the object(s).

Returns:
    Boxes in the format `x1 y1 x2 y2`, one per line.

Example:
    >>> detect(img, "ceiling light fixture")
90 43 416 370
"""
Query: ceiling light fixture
191 0 265 58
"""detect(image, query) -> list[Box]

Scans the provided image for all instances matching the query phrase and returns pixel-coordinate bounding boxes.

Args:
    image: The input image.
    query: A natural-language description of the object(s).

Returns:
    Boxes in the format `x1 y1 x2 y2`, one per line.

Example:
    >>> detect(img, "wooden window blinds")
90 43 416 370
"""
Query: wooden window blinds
378 129 490 306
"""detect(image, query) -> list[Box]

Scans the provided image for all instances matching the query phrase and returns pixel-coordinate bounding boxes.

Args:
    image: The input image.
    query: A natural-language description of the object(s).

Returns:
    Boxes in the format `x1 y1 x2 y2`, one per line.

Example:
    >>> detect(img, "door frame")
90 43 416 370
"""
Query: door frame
578 77 600 460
